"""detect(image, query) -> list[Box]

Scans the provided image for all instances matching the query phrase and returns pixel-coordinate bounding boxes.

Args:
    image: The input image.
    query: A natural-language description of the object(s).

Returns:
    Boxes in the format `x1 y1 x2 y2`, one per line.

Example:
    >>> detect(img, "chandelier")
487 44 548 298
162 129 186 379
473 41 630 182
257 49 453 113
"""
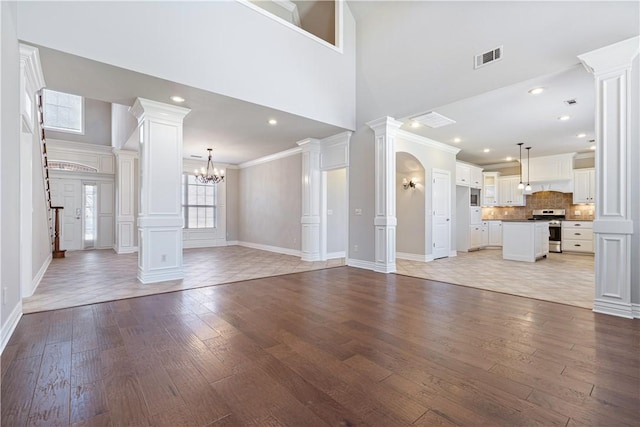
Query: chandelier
194 148 225 184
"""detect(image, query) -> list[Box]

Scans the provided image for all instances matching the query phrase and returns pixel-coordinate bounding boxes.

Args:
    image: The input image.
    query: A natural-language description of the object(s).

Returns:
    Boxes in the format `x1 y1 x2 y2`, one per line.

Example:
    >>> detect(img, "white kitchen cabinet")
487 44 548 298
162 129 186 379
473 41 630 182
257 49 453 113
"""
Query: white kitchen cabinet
469 166 483 189
482 172 500 206
481 223 489 247
562 221 594 253
498 176 525 206
573 169 595 204
469 225 482 249
488 221 502 246
456 163 470 186
520 153 574 182
470 207 482 225
502 221 549 262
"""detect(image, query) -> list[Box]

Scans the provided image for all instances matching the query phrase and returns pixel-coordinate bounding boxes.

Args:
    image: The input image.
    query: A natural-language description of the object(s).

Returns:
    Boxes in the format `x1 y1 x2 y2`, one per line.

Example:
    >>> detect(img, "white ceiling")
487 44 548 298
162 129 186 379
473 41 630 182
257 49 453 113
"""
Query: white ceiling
33 1 639 167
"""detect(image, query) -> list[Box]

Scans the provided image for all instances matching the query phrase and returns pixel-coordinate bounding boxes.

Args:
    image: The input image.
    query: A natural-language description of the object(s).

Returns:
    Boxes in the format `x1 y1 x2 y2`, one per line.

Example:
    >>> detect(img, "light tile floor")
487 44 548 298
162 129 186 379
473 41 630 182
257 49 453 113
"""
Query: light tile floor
24 246 594 314
397 249 595 309
23 246 344 313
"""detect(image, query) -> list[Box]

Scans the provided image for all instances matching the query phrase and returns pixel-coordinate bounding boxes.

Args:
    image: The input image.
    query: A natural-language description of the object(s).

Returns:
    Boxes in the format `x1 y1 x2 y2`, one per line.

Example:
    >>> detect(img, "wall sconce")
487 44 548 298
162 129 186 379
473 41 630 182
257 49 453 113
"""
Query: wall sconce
402 177 417 189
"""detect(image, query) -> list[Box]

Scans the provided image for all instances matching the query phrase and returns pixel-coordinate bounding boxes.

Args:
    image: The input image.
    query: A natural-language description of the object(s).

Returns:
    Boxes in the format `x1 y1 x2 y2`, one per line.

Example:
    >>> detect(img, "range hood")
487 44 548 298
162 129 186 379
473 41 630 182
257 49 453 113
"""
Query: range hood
526 179 573 194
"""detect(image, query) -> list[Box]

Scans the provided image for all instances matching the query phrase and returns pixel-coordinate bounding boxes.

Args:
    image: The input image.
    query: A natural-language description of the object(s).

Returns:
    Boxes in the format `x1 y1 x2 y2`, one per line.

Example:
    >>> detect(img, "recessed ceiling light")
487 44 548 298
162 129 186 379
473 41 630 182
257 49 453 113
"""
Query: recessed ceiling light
558 115 571 121
410 121 421 128
576 133 586 138
268 119 277 125
483 148 490 153
170 96 185 103
453 137 461 143
590 145 596 150
528 87 544 95
506 156 513 161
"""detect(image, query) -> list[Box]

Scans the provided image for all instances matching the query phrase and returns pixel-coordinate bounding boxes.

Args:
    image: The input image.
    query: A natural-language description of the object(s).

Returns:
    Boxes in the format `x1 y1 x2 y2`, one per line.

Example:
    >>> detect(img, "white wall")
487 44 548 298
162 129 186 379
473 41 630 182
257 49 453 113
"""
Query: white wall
16 0 356 130
31 132 51 281
239 153 302 253
326 168 347 255
1 1 22 347
396 153 425 257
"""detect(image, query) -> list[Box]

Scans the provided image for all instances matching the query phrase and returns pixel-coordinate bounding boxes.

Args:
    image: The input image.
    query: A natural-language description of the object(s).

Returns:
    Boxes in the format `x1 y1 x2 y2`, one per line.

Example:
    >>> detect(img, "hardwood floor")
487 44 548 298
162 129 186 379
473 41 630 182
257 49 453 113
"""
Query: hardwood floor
3 267 639 426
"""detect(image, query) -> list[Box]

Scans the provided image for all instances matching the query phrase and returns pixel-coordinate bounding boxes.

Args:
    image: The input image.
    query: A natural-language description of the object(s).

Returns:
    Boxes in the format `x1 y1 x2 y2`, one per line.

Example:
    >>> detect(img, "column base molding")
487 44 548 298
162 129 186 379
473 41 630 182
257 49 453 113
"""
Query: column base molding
137 267 184 284
593 299 635 319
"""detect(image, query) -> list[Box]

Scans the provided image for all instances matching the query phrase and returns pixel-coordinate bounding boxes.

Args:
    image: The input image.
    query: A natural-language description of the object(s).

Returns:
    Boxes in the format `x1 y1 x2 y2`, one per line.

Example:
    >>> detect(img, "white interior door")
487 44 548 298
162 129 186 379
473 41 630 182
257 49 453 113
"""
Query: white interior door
51 178 82 251
432 169 451 259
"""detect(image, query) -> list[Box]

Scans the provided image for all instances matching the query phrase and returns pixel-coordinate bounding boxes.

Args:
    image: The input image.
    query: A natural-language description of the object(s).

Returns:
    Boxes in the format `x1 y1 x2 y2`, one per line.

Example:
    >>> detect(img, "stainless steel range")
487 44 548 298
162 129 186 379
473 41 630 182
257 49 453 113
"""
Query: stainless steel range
531 209 566 253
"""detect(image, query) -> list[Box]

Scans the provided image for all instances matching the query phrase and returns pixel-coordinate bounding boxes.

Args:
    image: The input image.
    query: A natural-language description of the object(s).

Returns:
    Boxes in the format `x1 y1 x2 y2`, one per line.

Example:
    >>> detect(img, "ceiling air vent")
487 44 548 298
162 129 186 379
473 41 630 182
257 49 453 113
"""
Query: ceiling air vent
564 99 578 106
474 46 503 69
411 111 456 128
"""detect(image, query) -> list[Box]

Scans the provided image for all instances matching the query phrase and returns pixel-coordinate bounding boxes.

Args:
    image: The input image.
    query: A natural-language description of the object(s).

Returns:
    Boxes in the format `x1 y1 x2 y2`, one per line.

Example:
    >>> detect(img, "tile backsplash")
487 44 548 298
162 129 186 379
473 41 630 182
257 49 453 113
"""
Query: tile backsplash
482 191 595 220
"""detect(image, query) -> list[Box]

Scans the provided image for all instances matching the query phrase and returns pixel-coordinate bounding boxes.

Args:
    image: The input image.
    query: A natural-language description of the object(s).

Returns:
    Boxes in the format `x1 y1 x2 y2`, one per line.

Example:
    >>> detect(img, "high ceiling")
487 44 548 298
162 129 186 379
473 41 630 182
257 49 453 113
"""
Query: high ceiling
32 1 639 167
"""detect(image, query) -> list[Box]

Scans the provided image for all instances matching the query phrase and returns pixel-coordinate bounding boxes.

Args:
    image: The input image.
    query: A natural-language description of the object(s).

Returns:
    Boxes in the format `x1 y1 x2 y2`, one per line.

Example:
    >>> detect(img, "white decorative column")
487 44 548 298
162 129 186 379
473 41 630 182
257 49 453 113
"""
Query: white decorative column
367 117 403 273
298 138 321 262
113 149 138 254
578 36 639 318
19 44 46 297
129 98 190 284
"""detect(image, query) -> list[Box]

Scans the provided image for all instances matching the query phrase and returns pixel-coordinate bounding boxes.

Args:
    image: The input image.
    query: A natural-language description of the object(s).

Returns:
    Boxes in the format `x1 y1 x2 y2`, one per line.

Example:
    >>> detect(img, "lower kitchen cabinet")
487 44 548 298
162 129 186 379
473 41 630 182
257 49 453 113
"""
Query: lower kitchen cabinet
562 221 594 253
488 221 502 246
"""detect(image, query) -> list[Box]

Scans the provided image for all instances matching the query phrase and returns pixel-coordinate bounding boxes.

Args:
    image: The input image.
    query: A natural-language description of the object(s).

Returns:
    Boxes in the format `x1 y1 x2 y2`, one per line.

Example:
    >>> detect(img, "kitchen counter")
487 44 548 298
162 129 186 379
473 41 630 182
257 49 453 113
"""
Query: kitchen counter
502 221 549 262
500 219 550 222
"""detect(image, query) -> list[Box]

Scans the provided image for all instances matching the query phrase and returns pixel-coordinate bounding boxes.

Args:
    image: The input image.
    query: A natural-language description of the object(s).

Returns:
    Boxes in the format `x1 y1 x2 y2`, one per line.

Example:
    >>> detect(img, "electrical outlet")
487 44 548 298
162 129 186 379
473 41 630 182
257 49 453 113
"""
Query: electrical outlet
355 208 362 216
589 210 593 215
575 210 581 216
161 254 167 262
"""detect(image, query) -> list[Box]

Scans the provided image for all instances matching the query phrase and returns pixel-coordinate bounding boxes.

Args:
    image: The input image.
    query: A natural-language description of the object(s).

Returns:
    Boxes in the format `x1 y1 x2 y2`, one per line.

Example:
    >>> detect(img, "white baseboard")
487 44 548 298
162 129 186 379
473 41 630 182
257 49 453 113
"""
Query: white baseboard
396 252 428 262
631 303 640 319
183 239 226 249
346 258 376 271
226 240 239 246
113 245 138 254
1 302 23 354
593 299 635 319
327 251 346 260
237 241 301 257
28 253 52 297
449 250 458 257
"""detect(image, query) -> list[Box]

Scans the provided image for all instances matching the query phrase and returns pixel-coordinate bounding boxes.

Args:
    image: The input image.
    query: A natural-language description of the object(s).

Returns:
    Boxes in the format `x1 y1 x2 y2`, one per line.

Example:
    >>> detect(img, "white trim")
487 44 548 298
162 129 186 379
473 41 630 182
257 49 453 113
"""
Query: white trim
327 251 346 259
113 245 138 254
183 239 227 249
482 161 520 170
449 250 458 257
346 258 376 271
28 254 52 297
1 303 23 355
396 252 429 262
238 146 302 169
593 300 634 319
237 241 301 257
226 240 239 246
47 138 115 155
235 0 343 53
632 303 640 319
574 152 596 161
396 129 461 155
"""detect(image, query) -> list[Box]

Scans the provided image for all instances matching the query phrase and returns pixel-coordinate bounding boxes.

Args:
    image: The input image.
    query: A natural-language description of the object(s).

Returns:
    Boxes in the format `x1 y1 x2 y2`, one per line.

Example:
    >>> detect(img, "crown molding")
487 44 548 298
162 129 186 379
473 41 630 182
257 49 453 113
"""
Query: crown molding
239 146 302 169
396 129 461 155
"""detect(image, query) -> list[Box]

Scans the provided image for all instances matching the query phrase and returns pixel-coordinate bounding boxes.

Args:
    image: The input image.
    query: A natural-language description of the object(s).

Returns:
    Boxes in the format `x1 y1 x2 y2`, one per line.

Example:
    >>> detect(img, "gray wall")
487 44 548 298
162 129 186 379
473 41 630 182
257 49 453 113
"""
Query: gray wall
630 55 639 305
1 1 21 330
46 97 111 146
225 168 239 242
239 154 301 251
396 153 425 255
326 168 347 254
348 126 376 262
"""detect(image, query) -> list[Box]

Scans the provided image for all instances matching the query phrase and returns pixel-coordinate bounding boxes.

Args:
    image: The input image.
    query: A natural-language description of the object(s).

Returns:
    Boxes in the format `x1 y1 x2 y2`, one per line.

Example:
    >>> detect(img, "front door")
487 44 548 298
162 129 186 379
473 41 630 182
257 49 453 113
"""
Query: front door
432 169 451 259
50 178 83 251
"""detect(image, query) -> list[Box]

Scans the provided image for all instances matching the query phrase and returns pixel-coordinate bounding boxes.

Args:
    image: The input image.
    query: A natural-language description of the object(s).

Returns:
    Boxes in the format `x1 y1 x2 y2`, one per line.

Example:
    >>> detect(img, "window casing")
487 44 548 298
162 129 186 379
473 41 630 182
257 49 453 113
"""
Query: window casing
182 174 217 228
43 89 84 134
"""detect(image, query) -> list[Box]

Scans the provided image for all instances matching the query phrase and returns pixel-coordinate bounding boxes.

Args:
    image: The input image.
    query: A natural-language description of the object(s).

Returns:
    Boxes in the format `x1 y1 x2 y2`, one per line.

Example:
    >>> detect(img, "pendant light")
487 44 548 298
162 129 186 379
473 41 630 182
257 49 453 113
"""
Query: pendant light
525 146 532 192
517 143 525 190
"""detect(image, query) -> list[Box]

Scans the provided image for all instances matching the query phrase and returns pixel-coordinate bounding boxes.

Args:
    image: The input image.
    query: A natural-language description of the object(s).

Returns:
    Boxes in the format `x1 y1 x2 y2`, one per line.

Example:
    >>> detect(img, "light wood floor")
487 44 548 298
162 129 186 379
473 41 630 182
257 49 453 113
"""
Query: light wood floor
3 268 638 426
24 247 594 313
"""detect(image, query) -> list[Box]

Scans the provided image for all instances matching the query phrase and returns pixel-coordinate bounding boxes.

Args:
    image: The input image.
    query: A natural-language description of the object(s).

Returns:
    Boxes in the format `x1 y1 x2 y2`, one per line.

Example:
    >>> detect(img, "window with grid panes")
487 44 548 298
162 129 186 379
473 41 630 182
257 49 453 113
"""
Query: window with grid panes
182 175 217 228
43 89 84 134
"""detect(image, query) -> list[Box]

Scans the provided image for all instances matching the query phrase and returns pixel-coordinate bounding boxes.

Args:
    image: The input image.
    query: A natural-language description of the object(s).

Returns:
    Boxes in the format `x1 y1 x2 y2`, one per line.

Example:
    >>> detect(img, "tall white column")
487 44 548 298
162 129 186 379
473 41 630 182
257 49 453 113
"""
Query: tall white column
113 149 138 254
129 98 190 284
298 138 321 262
19 44 46 297
367 116 403 273
578 36 639 318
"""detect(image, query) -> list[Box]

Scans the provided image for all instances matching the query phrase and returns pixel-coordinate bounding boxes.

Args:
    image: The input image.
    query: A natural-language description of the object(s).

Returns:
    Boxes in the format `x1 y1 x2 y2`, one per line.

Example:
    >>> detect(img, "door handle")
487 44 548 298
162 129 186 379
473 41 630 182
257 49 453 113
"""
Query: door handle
76 208 81 220
446 218 450 221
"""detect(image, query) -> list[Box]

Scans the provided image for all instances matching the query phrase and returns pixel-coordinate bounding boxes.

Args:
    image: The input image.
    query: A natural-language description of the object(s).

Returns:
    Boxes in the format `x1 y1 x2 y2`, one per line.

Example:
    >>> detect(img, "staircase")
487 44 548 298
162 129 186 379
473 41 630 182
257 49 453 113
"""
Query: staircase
36 90 65 258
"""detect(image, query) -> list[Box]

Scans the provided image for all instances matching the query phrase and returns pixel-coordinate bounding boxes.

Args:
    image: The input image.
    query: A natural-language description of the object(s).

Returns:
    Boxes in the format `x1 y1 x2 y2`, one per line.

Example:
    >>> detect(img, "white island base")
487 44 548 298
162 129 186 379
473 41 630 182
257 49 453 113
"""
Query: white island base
502 221 550 262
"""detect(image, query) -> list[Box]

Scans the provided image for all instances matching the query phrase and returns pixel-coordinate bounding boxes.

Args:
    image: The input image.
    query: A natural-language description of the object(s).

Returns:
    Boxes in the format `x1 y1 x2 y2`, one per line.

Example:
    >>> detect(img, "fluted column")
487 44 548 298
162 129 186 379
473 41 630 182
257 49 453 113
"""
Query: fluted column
367 116 403 273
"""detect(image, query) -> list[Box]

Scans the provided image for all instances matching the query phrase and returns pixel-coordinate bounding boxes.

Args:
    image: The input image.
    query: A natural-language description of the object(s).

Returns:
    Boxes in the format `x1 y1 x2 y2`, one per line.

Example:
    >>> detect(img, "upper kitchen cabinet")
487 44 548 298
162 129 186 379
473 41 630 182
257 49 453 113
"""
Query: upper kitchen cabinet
573 168 595 204
498 176 525 206
482 172 500 206
456 162 482 189
520 153 574 182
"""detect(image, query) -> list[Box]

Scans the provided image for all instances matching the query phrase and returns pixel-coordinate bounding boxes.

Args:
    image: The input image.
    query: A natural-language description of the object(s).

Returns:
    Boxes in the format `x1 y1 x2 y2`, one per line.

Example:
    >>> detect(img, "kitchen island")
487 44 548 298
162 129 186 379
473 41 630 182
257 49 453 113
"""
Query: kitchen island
502 220 550 262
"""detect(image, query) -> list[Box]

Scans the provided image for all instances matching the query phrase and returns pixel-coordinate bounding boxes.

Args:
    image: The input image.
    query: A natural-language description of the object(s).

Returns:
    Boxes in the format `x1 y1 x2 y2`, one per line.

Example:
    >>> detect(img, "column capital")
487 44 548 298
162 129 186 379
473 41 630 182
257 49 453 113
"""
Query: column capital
297 138 321 151
366 116 403 134
112 148 138 159
19 44 46 92
129 98 191 123
578 36 639 75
